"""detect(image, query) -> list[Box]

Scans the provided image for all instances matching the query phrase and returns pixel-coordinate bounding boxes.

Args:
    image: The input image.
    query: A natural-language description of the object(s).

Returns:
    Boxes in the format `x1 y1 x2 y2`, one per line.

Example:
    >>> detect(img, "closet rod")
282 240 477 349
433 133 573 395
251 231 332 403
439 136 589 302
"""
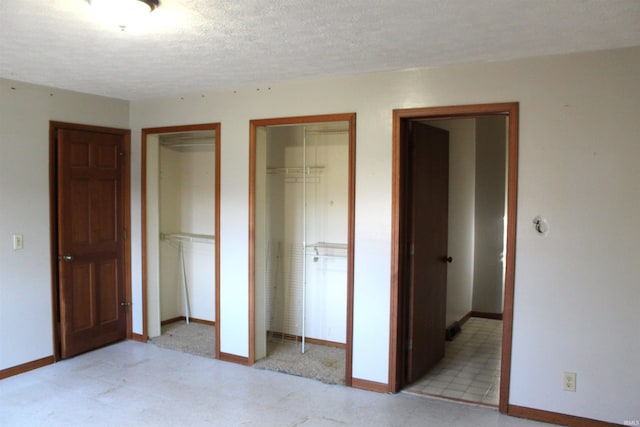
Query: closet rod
266 166 324 175
306 243 347 261
307 254 347 261
306 242 347 250
161 143 214 148
304 129 349 135
160 232 215 243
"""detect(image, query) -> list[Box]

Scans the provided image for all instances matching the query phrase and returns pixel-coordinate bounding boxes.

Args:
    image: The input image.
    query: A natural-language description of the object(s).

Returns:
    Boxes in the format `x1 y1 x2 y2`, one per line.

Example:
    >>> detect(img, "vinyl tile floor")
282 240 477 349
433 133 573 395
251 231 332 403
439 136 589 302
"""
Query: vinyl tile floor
403 317 502 406
0 340 558 427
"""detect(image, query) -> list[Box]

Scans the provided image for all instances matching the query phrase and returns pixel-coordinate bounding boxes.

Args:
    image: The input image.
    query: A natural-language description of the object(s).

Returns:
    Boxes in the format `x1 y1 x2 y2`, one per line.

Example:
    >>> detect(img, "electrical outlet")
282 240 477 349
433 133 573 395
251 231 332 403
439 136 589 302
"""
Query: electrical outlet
563 372 576 392
13 234 23 250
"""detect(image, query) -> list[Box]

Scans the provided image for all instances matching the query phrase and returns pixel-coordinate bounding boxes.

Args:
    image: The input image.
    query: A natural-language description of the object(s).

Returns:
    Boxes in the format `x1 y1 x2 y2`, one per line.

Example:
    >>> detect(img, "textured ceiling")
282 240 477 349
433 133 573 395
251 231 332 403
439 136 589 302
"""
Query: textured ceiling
1 0 639 100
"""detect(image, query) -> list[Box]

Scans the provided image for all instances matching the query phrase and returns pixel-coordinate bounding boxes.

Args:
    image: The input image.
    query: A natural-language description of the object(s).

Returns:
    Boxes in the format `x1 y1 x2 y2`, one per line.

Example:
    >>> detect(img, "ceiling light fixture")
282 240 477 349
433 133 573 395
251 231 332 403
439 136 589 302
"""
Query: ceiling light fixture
90 0 159 31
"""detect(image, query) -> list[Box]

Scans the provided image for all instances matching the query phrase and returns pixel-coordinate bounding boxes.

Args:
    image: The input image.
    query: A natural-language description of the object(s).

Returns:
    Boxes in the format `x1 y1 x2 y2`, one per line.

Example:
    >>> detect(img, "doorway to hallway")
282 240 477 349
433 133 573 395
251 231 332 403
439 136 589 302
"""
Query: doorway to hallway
390 103 519 413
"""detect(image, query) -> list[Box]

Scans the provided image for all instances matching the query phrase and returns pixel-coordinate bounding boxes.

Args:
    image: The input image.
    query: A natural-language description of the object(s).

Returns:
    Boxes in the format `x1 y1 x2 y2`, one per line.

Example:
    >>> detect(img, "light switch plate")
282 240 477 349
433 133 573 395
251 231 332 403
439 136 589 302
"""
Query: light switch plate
13 234 23 250
563 371 576 392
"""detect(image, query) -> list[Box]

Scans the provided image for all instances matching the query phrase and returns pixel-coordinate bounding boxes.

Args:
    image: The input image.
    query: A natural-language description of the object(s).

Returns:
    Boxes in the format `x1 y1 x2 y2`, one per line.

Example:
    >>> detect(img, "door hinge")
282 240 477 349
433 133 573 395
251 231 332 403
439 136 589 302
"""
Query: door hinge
123 228 128 240
407 339 413 351
409 243 415 256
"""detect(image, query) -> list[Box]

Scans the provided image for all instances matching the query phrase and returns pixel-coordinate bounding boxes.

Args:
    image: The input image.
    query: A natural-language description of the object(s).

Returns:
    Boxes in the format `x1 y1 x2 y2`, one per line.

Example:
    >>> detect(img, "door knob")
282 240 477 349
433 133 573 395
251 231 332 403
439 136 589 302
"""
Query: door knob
58 254 74 262
443 256 453 263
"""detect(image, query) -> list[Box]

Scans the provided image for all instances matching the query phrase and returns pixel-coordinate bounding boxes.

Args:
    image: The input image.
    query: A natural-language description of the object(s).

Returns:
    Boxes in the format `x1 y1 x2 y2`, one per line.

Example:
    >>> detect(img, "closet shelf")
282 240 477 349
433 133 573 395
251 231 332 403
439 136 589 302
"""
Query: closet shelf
307 242 347 250
160 232 215 243
305 242 348 261
267 166 324 176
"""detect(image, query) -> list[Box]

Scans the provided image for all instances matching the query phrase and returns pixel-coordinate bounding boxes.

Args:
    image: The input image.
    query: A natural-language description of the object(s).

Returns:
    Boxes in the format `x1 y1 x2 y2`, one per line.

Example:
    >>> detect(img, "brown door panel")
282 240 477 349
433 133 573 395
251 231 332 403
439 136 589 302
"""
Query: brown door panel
406 122 449 383
56 127 126 359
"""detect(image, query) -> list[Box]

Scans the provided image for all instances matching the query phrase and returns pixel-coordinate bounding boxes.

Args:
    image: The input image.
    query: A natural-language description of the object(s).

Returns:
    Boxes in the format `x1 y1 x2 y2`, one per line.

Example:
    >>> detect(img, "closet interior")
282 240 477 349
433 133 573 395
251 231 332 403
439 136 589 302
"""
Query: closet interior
254 121 350 384
148 130 217 358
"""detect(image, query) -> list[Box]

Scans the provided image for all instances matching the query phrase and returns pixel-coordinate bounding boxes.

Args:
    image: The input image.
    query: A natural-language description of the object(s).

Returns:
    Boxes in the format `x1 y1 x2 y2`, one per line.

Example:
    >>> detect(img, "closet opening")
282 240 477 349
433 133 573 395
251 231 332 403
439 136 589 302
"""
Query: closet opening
249 114 356 386
142 123 220 359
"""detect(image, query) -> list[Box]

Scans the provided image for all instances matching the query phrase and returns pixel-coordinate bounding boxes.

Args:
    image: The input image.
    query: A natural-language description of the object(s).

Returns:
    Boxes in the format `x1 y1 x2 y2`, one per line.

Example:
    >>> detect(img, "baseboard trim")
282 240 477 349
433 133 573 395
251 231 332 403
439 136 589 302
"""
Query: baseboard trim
0 356 54 380
459 311 472 325
509 404 622 427
161 316 216 327
471 311 503 320
305 336 345 349
351 378 390 393
219 352 249 366
267 331 346 349
131 333 147 343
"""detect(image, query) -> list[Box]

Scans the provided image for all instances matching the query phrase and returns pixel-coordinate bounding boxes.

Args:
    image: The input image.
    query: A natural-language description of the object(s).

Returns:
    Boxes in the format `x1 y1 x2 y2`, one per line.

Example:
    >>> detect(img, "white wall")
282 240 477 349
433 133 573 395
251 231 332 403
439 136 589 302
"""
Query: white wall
130 47 640 423
158 146 216 324
260 125 349 344
145 135 161 338
0 79 129 370
472 117 507 313
159 147 182 321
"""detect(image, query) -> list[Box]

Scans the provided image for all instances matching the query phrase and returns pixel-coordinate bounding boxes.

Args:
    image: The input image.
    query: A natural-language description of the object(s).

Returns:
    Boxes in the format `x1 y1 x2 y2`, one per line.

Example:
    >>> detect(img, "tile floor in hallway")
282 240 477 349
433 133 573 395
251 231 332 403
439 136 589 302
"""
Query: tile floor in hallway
404 317 502 405
0 339 558 427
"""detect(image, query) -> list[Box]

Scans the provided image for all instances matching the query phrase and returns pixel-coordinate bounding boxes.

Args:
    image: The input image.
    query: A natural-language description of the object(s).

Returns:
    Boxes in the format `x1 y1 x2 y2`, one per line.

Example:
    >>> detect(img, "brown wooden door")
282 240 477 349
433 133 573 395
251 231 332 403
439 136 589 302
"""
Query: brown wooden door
56 127 127 359
406 122 449 383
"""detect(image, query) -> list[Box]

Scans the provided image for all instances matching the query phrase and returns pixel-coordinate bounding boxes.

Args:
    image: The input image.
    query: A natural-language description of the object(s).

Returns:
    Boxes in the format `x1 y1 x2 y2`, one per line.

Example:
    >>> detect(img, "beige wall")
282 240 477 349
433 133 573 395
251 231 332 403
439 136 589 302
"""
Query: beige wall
129 47 640 424
0 79 129 369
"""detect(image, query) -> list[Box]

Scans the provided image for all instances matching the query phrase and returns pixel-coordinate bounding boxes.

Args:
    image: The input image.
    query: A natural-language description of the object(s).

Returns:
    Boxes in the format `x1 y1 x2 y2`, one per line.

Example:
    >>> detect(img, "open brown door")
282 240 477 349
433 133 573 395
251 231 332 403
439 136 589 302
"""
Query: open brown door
55 126 128 359
405 122 450 383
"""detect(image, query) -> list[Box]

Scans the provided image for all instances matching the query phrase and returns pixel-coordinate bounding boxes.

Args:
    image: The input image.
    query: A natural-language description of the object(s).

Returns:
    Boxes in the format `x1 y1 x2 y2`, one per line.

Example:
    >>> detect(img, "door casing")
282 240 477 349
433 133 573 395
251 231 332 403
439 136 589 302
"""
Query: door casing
390 103 519 413
49 121 132 361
